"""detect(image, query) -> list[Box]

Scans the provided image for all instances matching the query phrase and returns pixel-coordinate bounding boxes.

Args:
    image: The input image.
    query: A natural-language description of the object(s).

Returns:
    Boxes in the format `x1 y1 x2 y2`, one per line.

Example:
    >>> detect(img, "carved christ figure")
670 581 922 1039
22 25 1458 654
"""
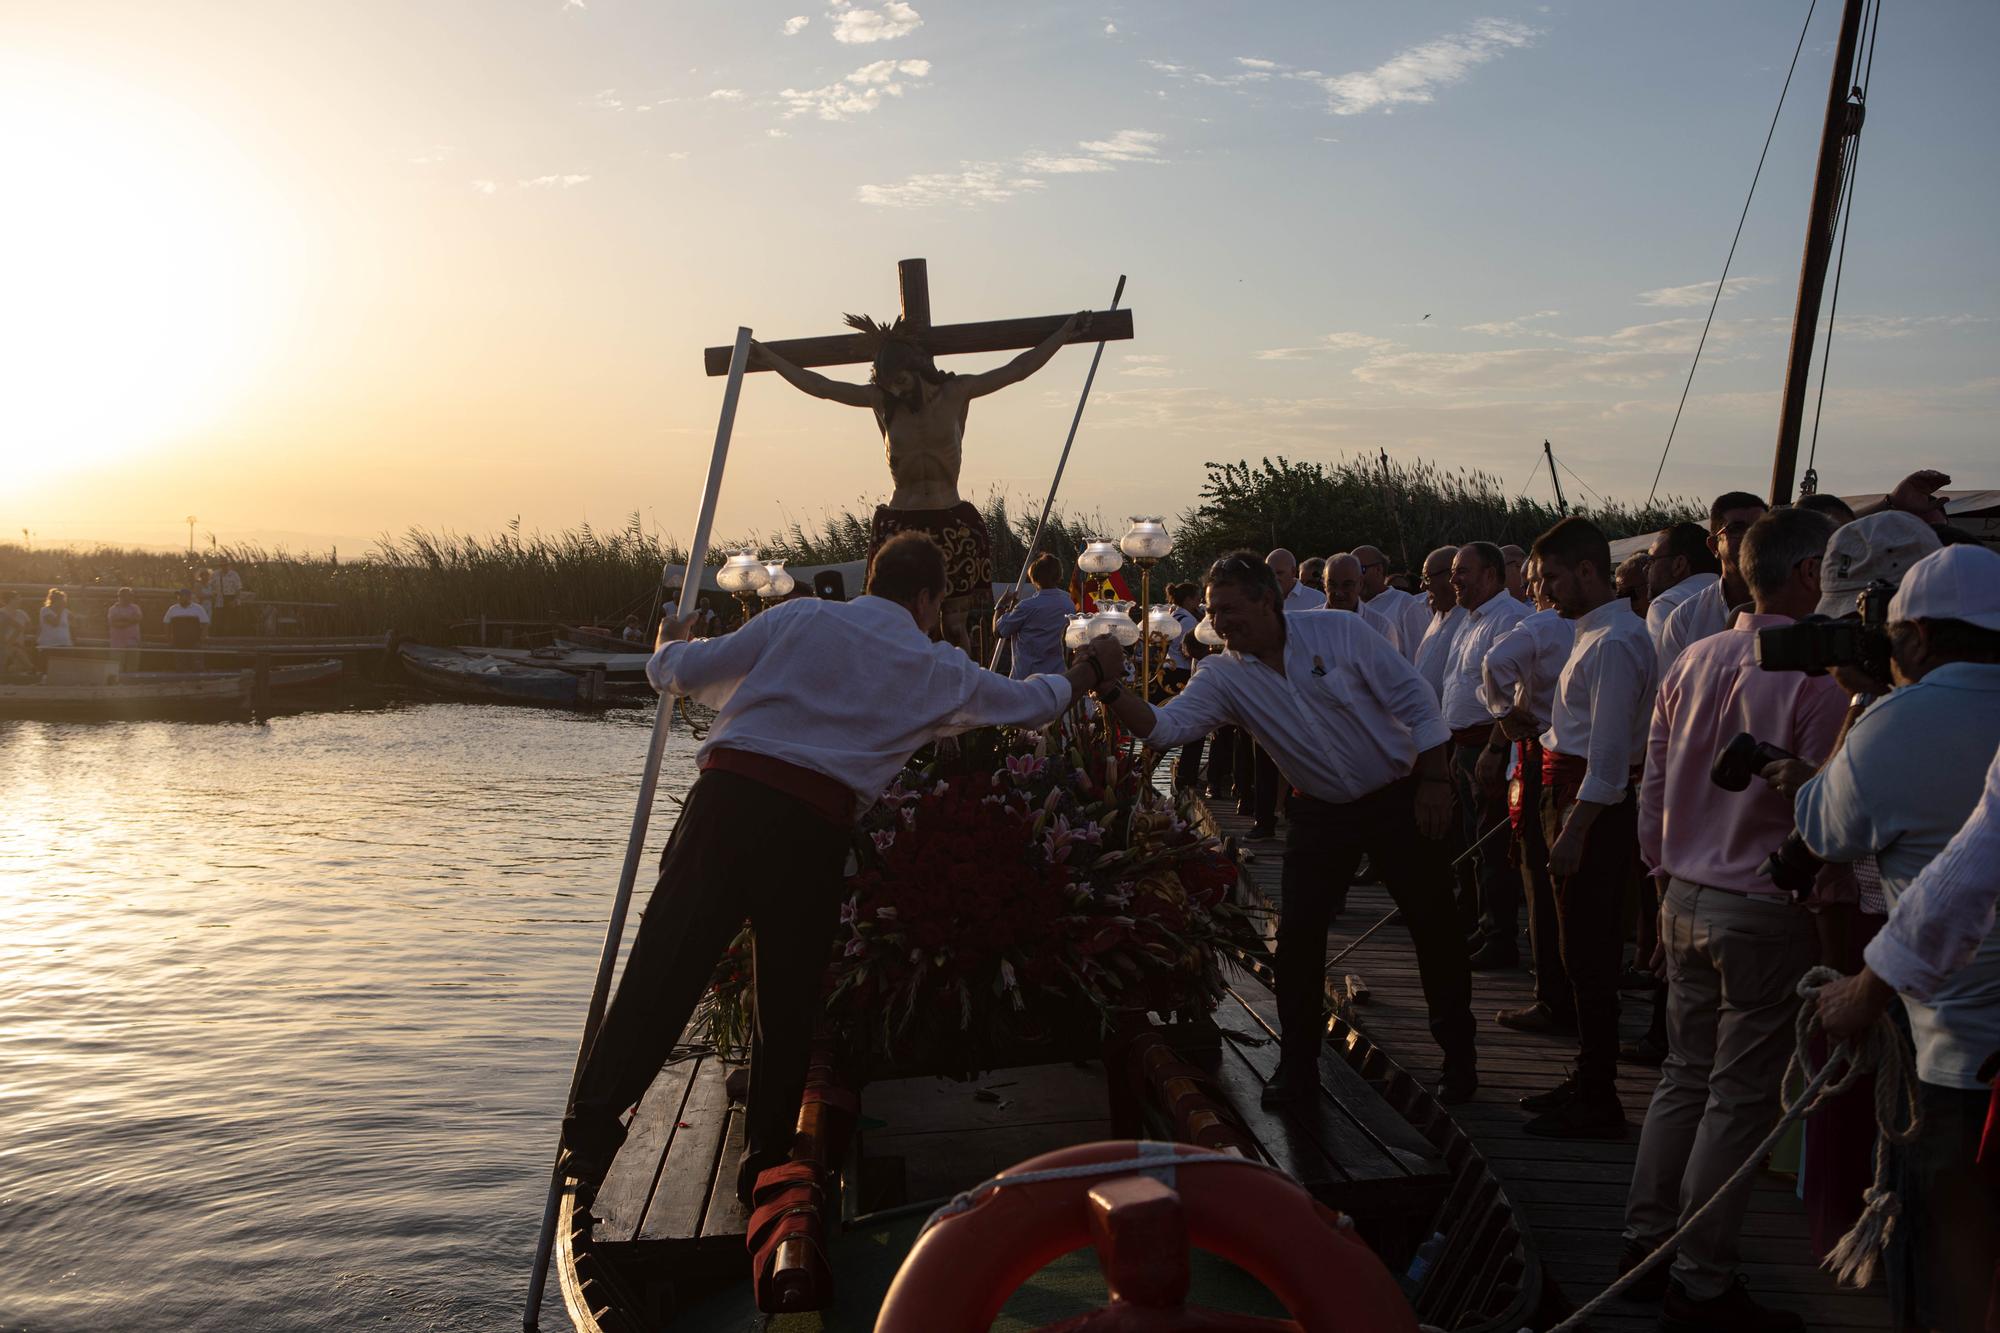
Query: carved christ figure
749 310 1091 654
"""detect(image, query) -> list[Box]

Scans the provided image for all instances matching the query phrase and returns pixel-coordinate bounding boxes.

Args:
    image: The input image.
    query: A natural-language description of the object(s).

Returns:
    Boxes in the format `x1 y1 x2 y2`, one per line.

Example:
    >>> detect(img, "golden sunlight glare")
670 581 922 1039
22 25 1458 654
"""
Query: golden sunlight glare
0 58 286 483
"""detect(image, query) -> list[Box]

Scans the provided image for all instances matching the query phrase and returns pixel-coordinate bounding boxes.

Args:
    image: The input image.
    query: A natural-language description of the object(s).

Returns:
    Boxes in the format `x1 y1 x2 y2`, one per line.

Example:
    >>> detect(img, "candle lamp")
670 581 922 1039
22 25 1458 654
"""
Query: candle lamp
1119 517 1173 697
1194 614 1223 648
758 560 796 601
716 549 772 622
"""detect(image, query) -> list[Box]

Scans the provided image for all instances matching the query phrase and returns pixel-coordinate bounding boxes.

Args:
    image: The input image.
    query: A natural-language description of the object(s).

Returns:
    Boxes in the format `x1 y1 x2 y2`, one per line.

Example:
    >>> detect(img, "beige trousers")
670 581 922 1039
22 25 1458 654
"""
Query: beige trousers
1623 877 1816 1301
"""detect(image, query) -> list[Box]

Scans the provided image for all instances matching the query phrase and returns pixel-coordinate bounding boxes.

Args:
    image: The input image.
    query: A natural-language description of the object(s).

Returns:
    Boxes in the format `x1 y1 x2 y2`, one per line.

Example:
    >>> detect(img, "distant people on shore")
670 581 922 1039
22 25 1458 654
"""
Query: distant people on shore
193 567 217 619
218 562 243 633
163 587 210 665
622 615 645 644
37 590 73 661
1 592 31 674
107 588 144 669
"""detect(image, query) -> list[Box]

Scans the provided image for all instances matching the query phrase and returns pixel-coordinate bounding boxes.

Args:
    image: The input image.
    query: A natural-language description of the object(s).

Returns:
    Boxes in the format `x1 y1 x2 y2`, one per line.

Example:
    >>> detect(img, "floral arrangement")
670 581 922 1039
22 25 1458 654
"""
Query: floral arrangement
696 724 1259 1067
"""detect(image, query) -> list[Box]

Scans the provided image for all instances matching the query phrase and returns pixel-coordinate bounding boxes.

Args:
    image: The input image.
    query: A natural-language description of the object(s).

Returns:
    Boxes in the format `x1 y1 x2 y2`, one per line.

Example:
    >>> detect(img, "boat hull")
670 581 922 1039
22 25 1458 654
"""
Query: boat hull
0 672 253 720
399 644 585 707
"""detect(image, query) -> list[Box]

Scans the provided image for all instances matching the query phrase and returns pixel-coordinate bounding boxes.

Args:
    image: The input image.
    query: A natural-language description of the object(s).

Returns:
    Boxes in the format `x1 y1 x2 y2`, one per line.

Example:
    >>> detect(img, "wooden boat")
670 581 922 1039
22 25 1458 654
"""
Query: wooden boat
0 670 253 720
400 643 598 707
455 644 653 681
123 658 345 691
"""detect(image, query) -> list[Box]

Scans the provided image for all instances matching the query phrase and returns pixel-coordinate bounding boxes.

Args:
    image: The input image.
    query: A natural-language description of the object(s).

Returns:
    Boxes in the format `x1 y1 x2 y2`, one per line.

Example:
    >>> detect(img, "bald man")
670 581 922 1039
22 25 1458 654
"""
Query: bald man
1354 543 1430 661
1324 553 1400 644
1268 547 1324 614
1501 545 1529 602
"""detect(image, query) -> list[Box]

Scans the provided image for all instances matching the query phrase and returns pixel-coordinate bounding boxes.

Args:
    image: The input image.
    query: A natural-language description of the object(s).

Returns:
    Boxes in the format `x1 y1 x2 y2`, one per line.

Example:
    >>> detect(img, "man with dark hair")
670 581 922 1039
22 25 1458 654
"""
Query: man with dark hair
1442 541 1530 967
1657 492 1770 676
993 552 1077 680
1796 544 2000 1333
1521 517 1658 1140
562 532 1121 1200
1298 555 1326 593
1795 491 1856 524
1620 507 1840 1330
1645 522 1721 648
1615 552 1651 619
1093 550 1477 1104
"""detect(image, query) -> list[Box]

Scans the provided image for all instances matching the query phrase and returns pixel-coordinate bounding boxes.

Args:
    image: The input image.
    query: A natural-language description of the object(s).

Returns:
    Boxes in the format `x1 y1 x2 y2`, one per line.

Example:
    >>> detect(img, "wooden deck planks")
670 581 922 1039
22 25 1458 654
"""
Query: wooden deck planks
1205 799 1891 1331
593 1059 696 1243
637 1056 734 1242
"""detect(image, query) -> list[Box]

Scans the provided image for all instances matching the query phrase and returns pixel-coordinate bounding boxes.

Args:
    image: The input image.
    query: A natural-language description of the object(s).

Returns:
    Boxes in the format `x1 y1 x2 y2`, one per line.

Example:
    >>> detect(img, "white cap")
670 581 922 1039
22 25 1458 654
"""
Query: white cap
1815 511 1939 618
1888 544 2000 631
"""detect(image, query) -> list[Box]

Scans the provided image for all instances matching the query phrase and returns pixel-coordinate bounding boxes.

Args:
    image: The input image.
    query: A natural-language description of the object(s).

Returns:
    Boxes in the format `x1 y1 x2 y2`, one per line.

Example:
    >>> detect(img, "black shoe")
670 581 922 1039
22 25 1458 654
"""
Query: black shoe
1523 1090 1628 1140
1659 1276 1803 1332
559 1110 628 1187
1467 940 1520 970
1495 1002 1576 1034
1261 1066 1315 1108
1434 1062 1478 1104
1615 1235 1674 1303
1247 821 1277 841
1620 1035 1669 1067
1519 1070 1578 1114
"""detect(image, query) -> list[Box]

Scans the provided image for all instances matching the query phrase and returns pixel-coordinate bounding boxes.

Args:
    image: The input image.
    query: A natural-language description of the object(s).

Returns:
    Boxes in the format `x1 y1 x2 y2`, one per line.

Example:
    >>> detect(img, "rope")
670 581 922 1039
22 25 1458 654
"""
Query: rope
1536 965 1917 1333
917 1144 1314 1240
1644 0 1820 508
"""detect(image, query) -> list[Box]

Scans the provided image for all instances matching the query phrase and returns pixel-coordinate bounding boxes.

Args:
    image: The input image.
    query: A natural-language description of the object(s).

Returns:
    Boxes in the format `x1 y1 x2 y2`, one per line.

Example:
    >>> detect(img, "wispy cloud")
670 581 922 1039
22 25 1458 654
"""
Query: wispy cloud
409 145 453 166
859 128 1164 208
1236 57 1279 70
707 88 746 102
470 179 497 196
1144 59 1186 76
829 1 922 44
781 15 810 35
1104 22 1118 35
1637 275 1769 307
1256 331 1400 360
1121 353 1177 378
1307 18 1536 116
519 173 592 189
1462 309 1561 336
781 58 932 121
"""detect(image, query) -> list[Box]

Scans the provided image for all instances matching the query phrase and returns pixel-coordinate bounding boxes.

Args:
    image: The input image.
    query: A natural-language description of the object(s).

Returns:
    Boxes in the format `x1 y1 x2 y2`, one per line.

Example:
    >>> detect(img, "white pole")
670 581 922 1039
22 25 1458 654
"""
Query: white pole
524 326 754 1329
989 276 1127 671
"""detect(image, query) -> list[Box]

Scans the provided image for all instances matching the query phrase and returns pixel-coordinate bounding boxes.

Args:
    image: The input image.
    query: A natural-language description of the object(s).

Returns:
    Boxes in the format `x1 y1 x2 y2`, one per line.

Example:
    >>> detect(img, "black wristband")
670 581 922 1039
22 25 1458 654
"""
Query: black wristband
1096 682 1123 704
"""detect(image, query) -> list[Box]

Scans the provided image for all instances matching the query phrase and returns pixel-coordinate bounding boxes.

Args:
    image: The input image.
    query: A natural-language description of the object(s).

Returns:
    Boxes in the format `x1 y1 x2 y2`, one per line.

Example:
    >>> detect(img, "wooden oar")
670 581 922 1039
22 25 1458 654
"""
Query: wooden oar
988 275 1127 671
524 326 754 1330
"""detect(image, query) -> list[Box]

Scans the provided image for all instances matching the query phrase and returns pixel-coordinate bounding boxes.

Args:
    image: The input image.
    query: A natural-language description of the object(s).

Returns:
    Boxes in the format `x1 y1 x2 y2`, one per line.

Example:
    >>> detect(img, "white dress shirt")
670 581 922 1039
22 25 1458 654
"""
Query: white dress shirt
1144 608 1450 805
1354 602 1398 646
1366 587 1428 662
648 595 1073 812
1656 577 1732 679
1412 605 1467 702
1644 572 1718 648
1282 581 1323 614
1541 598 1659 805
1864 741 2000 1003
1440 591 1529 731
1166 605 1198 669
1479 607 1574 727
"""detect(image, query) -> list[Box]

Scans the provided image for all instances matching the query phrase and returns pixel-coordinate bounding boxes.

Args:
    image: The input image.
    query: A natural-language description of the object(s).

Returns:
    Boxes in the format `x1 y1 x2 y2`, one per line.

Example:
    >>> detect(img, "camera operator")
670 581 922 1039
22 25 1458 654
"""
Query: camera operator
1793 543 2000 1333
1616 506 1840 1329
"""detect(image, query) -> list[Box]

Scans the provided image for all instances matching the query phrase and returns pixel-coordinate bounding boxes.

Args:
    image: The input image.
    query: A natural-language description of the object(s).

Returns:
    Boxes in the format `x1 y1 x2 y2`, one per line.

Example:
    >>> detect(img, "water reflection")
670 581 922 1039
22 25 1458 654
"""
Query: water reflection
0 702 697 1331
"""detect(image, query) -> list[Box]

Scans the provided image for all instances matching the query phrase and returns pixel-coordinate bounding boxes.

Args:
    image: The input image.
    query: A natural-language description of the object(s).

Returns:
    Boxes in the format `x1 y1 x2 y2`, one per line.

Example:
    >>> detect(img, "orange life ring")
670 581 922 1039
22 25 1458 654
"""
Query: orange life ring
874 1139 1420 1332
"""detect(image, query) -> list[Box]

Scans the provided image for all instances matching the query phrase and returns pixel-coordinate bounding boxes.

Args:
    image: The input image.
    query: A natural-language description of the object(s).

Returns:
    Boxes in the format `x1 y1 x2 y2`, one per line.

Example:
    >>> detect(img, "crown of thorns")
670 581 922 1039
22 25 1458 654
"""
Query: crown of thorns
843 312 928 355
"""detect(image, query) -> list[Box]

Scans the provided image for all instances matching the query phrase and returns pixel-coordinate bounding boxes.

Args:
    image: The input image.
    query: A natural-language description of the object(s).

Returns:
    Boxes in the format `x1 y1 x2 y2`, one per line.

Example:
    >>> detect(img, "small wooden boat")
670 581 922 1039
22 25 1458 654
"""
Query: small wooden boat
455 644 653 681
123 658 345 691
399 643 596 707
0 671 253 720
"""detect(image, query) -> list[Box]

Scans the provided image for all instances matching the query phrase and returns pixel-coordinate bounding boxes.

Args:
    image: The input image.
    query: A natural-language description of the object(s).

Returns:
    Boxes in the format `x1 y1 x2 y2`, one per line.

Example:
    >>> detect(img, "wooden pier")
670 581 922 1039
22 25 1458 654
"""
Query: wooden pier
1205 799 1891 1332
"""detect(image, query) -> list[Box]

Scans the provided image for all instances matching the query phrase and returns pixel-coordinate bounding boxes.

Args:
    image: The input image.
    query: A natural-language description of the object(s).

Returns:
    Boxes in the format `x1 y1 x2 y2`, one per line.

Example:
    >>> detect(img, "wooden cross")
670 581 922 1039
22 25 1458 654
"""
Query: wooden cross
703 257 1134 375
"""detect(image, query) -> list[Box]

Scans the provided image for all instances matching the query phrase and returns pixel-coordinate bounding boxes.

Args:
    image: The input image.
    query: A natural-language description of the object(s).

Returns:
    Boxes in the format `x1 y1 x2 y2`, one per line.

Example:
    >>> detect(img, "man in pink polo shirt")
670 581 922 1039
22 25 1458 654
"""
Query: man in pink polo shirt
1618 505 1842 1332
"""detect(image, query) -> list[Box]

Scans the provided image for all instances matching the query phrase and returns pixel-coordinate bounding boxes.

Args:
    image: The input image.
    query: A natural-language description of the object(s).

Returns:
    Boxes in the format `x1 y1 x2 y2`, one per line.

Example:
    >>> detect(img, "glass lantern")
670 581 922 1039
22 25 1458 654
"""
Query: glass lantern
1093 600 1141 647
1120 517 1173 563
1194 614 1224 647
1077 539 1124 576
1064 613 1095 651
716 550 771 595
758 560 796 599
1146 604 1184 642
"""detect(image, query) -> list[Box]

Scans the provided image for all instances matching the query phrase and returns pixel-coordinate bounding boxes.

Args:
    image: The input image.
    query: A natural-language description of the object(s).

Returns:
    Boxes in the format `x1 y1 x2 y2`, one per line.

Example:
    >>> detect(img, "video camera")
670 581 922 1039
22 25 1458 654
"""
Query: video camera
1709 732 1822 902
1754 579 1896 680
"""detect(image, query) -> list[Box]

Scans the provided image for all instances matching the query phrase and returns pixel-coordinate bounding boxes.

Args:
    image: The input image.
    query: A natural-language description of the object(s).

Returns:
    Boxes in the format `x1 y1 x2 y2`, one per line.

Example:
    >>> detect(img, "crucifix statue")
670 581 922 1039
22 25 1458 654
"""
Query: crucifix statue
705 258 1134 658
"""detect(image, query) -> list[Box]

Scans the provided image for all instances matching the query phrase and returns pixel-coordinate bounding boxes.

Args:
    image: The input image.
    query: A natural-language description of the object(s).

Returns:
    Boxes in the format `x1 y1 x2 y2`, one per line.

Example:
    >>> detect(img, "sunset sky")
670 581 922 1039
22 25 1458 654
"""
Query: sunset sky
4 1 1996 556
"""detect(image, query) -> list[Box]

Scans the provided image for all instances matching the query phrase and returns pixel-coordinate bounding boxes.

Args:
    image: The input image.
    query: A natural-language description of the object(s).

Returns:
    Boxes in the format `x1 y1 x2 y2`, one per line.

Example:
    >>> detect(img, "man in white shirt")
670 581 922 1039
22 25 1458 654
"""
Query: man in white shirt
1643 522 1719 648
1477 562 1576 1033
1520 518 1659 1140
563 534 1122 1199
1322 553 1398 644
1657 492 1769 677
1234 548 1317 838
1412 546 1466 701
1501 545 1529 602
1356 543 1429 661
1269 547 1323 615
1440 542 1530 968
1092 552 1478 1107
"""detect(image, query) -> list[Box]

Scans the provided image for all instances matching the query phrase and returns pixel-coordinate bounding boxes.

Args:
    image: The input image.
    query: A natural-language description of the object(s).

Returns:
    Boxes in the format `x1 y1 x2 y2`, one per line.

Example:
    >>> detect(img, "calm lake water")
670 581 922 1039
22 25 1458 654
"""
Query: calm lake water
0 700 698 1332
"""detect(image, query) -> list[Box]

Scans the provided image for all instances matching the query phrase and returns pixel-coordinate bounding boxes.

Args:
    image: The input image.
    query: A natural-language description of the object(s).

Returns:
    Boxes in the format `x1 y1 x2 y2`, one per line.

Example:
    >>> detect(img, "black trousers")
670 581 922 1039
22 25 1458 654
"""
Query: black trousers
1452 742 1519 944
1516 748 1571 1016
1236 733 1280 826
1889 1081 1999 1333
1161 668 1204 790
1541 783 1637 1094
1208 725 1240 796
1278 779 1476 1076
570 770 850 1190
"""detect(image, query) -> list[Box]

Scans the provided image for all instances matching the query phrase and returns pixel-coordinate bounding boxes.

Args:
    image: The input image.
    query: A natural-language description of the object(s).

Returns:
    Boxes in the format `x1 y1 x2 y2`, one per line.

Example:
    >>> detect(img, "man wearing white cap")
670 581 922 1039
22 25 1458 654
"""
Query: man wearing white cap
1793 543 2000 1333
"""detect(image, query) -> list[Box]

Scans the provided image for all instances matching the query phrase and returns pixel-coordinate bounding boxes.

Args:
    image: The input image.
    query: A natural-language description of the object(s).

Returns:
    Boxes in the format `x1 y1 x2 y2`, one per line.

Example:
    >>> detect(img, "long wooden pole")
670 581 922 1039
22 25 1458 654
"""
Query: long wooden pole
989 275 1127 671
1770 0 1868 506
524 326 754 1330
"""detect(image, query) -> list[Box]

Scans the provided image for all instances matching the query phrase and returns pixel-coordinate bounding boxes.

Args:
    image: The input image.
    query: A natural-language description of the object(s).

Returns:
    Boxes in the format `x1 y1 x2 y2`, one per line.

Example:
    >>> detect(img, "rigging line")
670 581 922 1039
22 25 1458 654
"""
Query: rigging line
1553 455 1608 506
1643 0 1821 509
1806 40 1872 479
1514 451 1546 503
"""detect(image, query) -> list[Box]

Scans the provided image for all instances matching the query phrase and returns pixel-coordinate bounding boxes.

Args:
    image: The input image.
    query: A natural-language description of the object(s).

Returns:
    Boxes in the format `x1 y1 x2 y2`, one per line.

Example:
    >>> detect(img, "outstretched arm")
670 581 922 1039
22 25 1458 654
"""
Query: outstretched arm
750 341 876 408
960 311 1090 399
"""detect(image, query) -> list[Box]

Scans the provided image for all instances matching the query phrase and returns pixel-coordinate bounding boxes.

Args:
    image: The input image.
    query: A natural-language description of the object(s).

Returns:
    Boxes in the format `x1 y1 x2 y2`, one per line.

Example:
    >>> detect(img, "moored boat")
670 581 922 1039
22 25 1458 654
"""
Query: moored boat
0 671 254 720
399 643 597 707
455 644 653 682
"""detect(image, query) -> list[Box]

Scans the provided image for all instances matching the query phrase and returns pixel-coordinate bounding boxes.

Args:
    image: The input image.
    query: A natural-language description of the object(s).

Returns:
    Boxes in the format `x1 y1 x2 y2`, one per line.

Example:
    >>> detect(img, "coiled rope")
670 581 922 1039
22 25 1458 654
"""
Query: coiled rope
1529 965 1918 1333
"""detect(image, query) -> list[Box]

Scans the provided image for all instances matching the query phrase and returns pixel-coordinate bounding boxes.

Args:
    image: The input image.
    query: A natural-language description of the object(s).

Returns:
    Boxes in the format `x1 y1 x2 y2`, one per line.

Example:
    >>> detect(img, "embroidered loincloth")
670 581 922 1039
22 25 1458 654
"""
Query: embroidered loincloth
869 502 994 660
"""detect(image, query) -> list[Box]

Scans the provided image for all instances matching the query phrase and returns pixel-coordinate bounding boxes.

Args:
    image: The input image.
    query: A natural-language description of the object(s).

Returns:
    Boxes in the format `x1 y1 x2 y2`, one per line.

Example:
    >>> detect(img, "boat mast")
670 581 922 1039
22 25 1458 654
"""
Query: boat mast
1769 0 1870 505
